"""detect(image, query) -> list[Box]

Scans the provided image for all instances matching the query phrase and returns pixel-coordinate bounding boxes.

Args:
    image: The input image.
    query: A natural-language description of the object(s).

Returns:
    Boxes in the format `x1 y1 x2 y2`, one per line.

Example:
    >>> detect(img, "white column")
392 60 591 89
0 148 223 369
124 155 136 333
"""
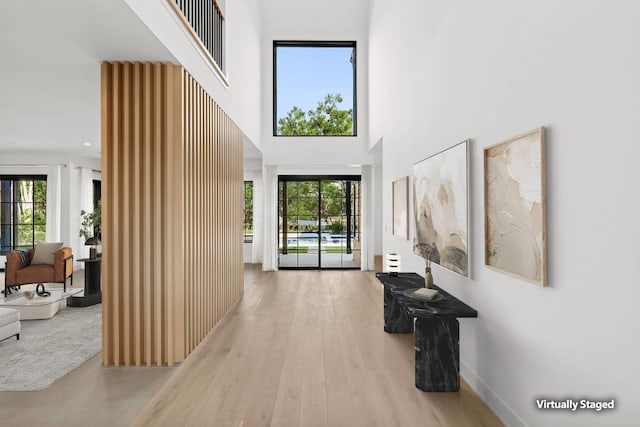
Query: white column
261 165 278 271
361 164 375 271
45 164 62 242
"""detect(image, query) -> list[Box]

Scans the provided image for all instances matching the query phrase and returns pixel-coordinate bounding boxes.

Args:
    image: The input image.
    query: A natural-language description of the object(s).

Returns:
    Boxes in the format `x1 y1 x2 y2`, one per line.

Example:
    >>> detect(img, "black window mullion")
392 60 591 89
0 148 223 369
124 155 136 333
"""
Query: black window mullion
32 179 36 247
12 180 18 249
317 179 321 267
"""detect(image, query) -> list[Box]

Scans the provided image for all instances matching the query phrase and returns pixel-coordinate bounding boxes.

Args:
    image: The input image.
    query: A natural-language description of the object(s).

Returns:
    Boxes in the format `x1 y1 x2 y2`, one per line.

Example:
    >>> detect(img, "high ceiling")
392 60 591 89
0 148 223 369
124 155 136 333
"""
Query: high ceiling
0 0 176 158
0 0 373 163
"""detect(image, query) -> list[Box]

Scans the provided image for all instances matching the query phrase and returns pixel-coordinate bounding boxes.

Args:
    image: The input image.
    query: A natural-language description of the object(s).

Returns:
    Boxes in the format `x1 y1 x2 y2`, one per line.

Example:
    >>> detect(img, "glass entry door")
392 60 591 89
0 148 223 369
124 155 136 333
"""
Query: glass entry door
279 180 320 268
278 176 361 270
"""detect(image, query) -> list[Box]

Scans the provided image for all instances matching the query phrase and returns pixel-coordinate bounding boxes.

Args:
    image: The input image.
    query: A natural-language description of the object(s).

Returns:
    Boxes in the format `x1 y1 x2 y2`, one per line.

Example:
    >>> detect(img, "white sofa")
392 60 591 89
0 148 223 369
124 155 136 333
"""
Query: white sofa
0 307 20 343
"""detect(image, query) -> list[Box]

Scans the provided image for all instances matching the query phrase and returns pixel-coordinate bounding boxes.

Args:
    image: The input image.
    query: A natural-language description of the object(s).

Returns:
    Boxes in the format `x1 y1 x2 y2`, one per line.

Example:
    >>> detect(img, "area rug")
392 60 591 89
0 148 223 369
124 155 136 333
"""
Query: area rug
0 304 101 391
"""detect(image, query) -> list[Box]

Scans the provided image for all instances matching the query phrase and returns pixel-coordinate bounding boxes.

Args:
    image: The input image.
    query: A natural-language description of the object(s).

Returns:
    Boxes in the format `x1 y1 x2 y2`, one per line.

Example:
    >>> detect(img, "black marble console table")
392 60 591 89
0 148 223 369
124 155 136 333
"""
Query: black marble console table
376 272 477 392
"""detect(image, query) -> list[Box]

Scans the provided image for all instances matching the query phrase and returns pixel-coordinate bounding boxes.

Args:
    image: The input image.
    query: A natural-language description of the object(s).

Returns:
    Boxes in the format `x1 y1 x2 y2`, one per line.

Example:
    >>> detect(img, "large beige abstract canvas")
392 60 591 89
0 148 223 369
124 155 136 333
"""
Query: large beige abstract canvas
392 177 409 239
484 127 547 286
413 141 469 277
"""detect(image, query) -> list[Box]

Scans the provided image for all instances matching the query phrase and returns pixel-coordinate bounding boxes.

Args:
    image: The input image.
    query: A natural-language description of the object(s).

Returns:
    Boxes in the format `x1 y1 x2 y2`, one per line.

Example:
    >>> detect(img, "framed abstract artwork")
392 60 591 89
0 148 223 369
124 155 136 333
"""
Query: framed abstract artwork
484 127 547 286
413 140 469 277
392 176 409 240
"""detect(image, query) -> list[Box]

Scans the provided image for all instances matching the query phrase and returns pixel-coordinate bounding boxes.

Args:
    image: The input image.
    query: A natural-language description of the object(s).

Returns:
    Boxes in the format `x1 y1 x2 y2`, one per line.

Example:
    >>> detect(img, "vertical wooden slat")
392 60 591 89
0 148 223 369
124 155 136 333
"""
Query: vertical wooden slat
207 96 212 331
101 62 112 367
143 63 152 366
153 63 163 365
122 63 130 366
215 105 220 324
225 109 229 314
189 76 195 349
221 105 225 322
222 109 226 315
186 72 191 353
113 62 122 367
132 62 142 366
198 82 203 344
199 84 205 342
207 91 211 330
165 65 175 366
194 79 200 345
168 64 185 364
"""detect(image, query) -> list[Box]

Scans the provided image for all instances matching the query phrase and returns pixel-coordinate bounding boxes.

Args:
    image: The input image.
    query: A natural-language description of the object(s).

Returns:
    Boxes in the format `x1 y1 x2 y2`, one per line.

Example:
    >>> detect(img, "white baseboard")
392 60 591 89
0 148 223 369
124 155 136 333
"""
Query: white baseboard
461 361 528 427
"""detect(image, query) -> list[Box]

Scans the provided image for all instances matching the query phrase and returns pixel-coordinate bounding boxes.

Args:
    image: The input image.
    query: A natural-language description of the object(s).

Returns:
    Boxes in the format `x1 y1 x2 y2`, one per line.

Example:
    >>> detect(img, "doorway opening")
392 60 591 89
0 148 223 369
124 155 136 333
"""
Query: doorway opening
278 175 361 269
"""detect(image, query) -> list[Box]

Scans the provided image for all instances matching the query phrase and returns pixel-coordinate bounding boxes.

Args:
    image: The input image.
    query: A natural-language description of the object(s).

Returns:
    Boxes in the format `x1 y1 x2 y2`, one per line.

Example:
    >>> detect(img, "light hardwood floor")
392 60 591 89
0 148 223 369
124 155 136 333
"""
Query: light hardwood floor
133 270 503 427
0 271 175 427
0 265 264 427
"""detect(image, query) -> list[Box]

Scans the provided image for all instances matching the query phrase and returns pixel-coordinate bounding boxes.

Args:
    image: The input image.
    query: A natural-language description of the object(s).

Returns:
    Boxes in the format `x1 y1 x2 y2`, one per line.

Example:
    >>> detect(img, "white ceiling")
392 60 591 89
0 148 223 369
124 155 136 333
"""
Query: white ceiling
244 136 262 161
259 0 371 37
0 0 176 158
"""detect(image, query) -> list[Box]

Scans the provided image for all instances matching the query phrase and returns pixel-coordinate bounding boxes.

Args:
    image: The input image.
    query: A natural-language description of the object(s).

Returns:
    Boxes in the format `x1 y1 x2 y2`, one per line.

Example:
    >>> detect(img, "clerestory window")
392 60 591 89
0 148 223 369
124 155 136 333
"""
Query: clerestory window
273 41 357 137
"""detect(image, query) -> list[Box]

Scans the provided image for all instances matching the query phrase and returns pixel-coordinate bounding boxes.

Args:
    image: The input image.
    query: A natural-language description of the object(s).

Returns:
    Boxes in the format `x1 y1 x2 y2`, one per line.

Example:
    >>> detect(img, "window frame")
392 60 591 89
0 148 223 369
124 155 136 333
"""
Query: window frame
0 175 47 255
273 40 358 137
244 181 253 244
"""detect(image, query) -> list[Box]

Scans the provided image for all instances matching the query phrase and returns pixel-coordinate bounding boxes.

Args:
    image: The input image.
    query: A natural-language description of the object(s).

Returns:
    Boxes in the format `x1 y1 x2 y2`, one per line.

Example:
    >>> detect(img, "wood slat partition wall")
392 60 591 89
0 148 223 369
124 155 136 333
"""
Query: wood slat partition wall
101 62 243 367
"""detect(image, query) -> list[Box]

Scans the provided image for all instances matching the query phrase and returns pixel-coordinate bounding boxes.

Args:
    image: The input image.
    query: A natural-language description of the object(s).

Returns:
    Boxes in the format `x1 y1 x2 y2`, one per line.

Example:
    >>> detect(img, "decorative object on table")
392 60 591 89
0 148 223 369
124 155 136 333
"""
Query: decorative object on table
3 245 74 297
403 287 441 302
414 243 434 288
424 267 433 289
392 176 409 239
413 140 469 277
79 201 101 258
484 127 547 286
35 283 50 298
385 253 401 276
84 236 101 259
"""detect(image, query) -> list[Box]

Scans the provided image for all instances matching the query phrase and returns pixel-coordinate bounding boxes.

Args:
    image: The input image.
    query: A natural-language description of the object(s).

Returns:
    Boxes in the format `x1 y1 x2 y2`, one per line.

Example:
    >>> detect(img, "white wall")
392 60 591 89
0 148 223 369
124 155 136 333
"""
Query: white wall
0 151 101 269
124 0 262 147
371 140 383 256
259 0 373 166
370 1 640 426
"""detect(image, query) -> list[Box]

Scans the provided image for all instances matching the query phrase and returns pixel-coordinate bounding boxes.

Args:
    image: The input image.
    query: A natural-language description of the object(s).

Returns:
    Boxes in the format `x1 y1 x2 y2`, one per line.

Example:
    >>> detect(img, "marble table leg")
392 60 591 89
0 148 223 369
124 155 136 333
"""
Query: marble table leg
414 318 460 392
384 288 414 333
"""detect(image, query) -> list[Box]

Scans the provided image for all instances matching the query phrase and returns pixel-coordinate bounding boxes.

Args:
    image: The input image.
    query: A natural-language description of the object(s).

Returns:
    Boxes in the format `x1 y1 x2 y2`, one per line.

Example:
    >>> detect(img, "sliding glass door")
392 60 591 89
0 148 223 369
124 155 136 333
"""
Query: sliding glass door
278 176 360 270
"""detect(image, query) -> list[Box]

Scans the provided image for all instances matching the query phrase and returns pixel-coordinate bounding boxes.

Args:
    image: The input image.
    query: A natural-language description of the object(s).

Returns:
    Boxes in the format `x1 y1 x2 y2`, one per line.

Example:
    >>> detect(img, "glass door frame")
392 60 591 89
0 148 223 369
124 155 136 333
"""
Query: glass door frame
278 175 361 270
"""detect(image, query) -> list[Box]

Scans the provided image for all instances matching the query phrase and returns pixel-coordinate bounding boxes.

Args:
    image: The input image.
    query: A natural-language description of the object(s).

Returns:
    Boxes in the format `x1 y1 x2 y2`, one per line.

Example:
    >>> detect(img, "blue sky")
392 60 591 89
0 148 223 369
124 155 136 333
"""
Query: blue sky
276 46 354 122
